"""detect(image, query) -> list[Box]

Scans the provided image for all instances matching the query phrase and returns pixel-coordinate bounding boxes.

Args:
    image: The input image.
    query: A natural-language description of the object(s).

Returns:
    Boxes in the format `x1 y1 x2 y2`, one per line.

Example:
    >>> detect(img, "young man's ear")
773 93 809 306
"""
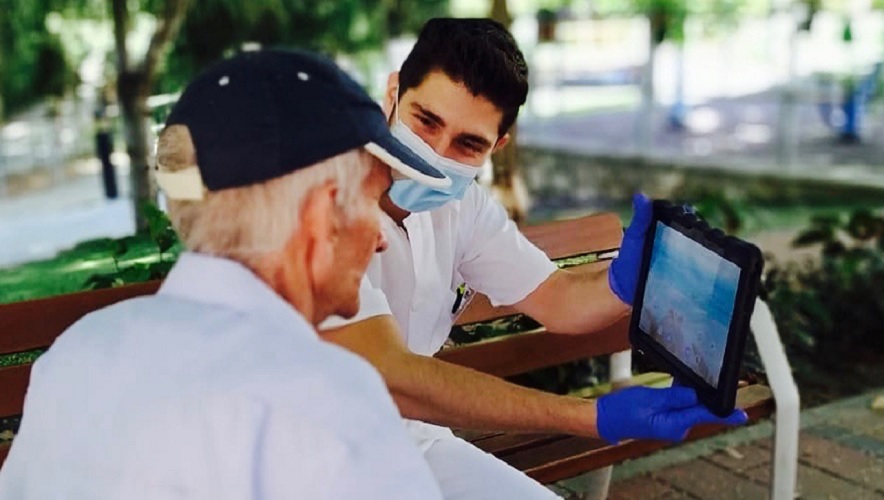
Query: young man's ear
492 133 511 154
383 72 400 119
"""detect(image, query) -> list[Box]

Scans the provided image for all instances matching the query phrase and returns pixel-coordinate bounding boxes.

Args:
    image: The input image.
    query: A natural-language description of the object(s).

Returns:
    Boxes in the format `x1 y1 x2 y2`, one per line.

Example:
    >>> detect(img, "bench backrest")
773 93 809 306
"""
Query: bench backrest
0 212 626 466
436 212 629 376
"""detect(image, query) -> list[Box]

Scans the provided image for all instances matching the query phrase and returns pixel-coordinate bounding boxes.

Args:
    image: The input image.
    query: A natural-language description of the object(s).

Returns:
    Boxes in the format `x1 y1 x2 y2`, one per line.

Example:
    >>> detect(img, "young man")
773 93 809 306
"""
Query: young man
321 19 747 499
0 50 447 499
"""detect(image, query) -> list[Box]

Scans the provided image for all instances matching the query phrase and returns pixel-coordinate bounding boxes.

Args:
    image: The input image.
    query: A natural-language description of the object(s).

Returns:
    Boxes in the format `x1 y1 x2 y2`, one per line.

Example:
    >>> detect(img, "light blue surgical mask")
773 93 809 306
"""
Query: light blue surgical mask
388 96 482 213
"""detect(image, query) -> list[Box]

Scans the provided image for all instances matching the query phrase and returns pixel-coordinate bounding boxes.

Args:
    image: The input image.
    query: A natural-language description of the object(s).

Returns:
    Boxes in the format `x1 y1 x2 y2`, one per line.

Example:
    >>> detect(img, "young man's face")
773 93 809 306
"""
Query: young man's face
385 70 510 168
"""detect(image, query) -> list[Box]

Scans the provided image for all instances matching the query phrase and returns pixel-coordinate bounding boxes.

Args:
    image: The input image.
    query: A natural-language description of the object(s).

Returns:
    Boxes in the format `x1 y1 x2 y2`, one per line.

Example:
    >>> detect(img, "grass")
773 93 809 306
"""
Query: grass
0 234 179 305
0 350 44 369
0 233 182 370
532 200 884 242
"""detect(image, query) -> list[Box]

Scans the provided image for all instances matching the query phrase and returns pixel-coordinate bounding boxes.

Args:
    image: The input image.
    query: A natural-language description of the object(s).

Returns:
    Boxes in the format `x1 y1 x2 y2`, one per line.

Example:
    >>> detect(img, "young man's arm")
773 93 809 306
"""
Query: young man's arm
513 193 652 335
323 316 747 440
512 263 629 335
322 314 598 436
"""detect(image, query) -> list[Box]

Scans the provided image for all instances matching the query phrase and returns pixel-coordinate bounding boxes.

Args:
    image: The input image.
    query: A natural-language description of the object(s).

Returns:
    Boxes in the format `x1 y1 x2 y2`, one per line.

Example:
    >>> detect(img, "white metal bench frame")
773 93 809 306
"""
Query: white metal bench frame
595 299 798 499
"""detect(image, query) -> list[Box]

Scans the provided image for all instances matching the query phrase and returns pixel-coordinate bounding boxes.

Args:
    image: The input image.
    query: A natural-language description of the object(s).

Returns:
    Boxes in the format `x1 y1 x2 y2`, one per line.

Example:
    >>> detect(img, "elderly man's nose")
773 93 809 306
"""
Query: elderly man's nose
375 230 389 253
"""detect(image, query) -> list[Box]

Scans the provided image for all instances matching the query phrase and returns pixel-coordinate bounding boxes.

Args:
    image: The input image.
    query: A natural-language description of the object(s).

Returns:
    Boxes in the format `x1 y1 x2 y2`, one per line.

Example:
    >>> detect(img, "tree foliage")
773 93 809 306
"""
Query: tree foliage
588 0 754 43
759 210 884 369
1 0 450 117
157 0 448 94
0 0 75 116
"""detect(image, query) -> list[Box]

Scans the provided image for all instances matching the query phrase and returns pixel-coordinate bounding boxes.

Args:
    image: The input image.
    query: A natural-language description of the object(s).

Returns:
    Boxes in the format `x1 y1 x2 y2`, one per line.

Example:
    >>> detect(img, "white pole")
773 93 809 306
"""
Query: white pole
777 5 801 170
637 17 656 158
578 349 633 500
750 299 800 500
609 350 633 384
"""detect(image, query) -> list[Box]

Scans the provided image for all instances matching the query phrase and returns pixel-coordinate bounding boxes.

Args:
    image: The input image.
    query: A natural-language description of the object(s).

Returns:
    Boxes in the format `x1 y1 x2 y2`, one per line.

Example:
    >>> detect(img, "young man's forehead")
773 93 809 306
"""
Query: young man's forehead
404 73 502 143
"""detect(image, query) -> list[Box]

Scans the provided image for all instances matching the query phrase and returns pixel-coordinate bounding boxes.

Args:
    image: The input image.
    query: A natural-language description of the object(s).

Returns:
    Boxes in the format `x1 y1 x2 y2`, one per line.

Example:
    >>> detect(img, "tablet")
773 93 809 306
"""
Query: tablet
629 200 763 417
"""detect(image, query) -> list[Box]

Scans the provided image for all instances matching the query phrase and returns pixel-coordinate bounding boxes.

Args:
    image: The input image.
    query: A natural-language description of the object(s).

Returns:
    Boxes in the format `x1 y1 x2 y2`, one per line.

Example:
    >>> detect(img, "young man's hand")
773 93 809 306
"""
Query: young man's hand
596 386 748 444
608 193 652 306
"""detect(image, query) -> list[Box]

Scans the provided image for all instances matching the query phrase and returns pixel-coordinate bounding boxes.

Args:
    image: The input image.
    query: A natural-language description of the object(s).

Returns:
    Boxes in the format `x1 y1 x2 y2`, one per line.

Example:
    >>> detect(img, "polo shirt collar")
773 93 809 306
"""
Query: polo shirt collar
159 252 311 332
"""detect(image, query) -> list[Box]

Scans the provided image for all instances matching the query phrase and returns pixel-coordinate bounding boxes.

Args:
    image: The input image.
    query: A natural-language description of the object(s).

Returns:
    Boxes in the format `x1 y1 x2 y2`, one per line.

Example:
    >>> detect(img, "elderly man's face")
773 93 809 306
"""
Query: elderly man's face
323 158 391 319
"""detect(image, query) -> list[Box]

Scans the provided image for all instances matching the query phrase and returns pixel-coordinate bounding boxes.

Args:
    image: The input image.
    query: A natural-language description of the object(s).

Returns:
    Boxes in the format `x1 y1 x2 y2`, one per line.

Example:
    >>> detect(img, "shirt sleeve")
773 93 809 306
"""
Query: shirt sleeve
250 409 442 500
318 275 392 331
251 370 444 499
457 185 558 307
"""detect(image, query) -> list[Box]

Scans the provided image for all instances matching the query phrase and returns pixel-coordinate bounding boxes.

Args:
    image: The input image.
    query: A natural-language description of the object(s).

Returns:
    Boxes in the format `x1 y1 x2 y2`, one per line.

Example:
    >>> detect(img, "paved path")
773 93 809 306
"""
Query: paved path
0 160 133 267
519 89 884 190
552 389 884 499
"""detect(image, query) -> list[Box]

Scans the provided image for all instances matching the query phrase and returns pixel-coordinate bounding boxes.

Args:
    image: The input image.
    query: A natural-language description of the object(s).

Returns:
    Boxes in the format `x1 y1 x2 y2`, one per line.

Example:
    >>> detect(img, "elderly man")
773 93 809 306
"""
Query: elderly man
321 18 748 499
0 50 447 499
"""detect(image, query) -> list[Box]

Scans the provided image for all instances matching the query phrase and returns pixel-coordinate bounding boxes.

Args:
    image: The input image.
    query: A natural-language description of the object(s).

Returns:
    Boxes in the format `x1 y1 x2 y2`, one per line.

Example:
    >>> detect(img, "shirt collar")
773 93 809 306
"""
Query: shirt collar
159 252 312 333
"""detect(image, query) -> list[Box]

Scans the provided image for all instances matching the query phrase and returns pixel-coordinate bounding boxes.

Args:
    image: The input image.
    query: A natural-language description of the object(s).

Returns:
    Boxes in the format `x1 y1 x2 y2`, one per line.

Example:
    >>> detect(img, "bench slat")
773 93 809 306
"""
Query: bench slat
467 432 568 456
518 213 623 260
0 281 161 355
491 384 775 483
0 365 31 419
436 317 630 378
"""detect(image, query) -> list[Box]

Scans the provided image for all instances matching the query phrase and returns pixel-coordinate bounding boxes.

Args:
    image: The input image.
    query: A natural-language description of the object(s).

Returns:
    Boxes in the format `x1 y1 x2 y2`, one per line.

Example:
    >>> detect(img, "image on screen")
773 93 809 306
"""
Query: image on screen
638 222 741 387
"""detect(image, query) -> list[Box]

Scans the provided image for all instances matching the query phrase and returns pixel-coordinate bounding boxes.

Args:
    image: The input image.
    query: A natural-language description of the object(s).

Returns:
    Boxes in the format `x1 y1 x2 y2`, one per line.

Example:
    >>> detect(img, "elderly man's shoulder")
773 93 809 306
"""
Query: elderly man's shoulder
40 293 391 421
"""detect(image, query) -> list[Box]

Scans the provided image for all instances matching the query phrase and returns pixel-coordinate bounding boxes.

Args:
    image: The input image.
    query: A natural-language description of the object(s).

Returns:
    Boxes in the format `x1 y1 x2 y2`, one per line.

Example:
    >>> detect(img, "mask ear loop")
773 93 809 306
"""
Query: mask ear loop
393 85 403 125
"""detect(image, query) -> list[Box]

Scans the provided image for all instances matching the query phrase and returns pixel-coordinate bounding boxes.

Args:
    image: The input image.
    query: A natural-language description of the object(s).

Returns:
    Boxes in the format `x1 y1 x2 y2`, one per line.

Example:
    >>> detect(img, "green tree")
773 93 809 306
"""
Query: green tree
488 0 528 223
112 0 189 232
625 0 748 153
2 0 449 229
0 0 76 118
386 0 448 37
158 0 448 94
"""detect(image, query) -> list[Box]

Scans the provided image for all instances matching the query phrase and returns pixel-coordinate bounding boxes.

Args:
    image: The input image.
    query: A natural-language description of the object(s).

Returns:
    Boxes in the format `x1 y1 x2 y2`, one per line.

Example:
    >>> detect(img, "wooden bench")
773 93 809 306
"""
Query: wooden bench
436 213 775 484
0 212 775 487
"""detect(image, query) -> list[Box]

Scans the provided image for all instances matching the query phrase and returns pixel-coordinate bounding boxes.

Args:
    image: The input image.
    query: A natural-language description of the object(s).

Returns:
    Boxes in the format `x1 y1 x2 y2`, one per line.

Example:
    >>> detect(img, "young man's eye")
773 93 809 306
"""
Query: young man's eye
460 141 482 154
416 115 434 127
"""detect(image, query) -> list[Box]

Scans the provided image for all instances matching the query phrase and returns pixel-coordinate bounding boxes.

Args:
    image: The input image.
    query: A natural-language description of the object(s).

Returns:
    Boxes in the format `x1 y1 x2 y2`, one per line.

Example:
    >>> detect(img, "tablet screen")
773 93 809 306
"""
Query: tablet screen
638 222 741 387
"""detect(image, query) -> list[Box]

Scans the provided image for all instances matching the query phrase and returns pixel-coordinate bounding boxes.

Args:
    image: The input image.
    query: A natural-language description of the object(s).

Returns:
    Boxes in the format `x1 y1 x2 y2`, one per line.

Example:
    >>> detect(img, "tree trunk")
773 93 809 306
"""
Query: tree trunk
112 0 189 232
488 0 528 223
118 71 153 230
489 0 512 27
0 24 5 196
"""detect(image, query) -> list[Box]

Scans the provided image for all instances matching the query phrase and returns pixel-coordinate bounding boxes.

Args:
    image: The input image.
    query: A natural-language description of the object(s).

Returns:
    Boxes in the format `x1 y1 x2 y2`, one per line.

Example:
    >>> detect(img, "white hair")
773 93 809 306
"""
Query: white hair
157 125 372 267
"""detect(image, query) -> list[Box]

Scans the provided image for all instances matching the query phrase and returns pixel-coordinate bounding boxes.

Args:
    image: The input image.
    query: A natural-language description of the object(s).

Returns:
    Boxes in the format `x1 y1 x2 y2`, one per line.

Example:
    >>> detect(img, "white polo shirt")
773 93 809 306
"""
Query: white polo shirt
0 253 442 500
323 183 557 356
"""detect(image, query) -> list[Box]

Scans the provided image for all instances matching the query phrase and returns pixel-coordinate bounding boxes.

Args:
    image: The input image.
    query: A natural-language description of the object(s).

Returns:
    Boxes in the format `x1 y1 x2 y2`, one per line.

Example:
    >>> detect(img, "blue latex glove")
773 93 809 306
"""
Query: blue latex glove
608 193 653 306
596 386 748 444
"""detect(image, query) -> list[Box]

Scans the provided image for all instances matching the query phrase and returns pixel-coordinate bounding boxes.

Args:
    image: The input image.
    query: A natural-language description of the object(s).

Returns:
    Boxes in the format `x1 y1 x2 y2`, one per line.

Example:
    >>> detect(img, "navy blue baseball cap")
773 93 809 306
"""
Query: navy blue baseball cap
156 49 449 200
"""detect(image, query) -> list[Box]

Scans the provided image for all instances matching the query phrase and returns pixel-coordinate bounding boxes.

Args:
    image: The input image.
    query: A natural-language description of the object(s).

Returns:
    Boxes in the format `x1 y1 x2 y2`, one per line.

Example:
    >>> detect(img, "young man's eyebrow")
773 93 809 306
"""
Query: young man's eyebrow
412 103 445 127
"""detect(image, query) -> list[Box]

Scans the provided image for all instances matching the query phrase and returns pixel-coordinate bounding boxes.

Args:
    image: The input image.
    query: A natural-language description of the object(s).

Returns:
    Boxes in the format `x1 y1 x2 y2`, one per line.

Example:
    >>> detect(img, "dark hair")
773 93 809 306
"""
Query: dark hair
399 18 528 137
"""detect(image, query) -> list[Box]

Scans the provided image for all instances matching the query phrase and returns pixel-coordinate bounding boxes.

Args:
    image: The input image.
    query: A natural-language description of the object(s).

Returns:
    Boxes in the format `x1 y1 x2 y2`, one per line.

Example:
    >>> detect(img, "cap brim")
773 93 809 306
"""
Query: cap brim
364 134 451 189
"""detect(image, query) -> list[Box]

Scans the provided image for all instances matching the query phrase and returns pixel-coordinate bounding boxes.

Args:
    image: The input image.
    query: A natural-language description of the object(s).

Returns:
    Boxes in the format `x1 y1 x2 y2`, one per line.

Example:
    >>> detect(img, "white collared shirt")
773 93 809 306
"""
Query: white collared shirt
322 183 557 356
0 253 442 500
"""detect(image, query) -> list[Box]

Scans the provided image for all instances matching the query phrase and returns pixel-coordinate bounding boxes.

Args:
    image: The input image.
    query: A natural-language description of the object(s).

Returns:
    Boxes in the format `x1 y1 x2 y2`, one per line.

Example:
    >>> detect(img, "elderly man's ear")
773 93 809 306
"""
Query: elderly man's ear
299 181 341 280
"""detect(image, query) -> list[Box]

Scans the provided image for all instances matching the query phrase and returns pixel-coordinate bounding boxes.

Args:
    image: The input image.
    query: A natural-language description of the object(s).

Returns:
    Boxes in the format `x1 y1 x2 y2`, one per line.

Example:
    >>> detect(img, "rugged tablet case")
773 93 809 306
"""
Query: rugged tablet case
629 200 764 417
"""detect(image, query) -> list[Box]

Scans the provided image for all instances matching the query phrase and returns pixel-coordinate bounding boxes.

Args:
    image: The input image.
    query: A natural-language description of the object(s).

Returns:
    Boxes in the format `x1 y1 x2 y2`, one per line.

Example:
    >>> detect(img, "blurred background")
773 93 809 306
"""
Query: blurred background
0 0 882 405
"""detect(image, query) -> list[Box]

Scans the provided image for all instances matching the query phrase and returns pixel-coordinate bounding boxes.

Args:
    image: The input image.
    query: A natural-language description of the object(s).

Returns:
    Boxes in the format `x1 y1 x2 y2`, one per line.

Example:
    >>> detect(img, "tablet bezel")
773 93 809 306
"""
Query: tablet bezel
628 200 763 417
